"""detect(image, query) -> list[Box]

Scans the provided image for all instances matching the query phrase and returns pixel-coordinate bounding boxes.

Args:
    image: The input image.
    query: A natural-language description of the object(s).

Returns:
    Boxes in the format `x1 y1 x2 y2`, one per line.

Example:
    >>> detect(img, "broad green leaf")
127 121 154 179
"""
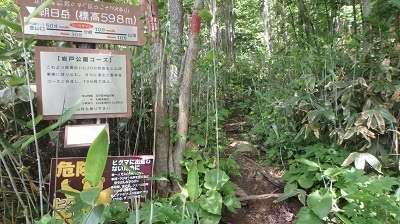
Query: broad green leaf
198 9 213 22
295 207 324 224
298 175 314 189
85 128 109 187
200 213 221 224
7 77 26 86
187 161 200 201
85 204 104 224
0 17 22 32
15 85 34 102
223 195 241 213
20 98 84 149
343 193 375 201
307 190 332 219
204 50 215 61
24 0 53 25
0 87 13 105
391 0 400 8
199 190 223 215
204 169 230 191
160 204 181 222
283 182 298 194
297 158 320 168
186 201 200 214
80 188 101 206
125 211 137 224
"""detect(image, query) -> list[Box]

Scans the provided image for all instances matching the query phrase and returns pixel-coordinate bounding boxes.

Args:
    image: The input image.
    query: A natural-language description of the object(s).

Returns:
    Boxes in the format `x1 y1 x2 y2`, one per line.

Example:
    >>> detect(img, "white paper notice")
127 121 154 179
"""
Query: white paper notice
38 48 129 117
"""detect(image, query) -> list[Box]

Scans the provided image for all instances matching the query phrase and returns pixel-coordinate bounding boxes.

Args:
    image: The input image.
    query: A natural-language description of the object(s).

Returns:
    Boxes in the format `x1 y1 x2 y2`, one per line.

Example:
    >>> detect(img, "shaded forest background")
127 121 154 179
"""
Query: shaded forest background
1 0 400 223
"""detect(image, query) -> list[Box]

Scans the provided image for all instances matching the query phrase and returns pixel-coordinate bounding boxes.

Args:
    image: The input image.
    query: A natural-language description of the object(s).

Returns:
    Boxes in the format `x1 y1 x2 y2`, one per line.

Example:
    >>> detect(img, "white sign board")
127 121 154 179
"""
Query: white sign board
64 124 109 148
35 47 132 120
15 0 146 46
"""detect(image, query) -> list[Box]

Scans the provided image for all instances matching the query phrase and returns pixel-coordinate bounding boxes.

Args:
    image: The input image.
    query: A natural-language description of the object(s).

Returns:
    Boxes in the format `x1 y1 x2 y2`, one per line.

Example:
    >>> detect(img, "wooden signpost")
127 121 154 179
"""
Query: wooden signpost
15 0 151 220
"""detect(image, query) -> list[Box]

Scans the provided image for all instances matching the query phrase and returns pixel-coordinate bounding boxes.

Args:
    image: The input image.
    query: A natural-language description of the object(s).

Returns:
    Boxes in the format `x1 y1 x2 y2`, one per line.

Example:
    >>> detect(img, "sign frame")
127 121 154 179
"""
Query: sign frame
15 0 146 46
35 46 132 120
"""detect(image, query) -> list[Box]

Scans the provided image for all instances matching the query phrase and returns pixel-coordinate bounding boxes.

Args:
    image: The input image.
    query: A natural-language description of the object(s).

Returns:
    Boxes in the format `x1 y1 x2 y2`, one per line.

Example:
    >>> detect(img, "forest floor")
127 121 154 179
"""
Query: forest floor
221 115 302 224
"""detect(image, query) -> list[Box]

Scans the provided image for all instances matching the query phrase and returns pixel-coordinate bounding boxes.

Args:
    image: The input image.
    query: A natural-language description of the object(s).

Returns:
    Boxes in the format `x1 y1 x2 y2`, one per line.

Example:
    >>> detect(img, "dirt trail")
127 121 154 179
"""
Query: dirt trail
222 116 301 224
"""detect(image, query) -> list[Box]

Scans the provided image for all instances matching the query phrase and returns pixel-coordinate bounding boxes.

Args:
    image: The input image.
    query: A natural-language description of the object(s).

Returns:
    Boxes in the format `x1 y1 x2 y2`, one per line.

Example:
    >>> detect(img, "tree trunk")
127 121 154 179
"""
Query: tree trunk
173 0 204 184
262 0 271 60
209 0 217 48
362 0 371 54
142 0 171 195
168 0 183 89
167 0 184 187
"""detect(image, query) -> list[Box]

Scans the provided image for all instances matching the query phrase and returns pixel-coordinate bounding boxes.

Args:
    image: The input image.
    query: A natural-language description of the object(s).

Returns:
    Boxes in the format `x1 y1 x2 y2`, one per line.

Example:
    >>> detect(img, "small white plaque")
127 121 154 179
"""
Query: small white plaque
64 124 109 148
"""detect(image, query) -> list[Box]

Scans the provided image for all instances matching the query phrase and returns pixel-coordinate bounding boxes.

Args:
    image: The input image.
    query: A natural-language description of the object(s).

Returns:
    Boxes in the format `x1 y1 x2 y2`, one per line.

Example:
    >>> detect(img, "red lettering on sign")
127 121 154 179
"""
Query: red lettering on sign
70 23 93 29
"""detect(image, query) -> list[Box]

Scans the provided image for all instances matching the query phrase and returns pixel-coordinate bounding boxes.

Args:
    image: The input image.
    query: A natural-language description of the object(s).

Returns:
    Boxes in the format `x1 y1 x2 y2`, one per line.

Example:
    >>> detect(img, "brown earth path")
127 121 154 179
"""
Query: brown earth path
222 115 301 224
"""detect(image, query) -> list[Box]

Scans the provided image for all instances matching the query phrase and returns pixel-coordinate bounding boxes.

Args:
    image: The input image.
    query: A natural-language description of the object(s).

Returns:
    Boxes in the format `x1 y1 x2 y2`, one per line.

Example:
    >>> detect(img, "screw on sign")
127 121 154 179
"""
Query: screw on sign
15 0 146 46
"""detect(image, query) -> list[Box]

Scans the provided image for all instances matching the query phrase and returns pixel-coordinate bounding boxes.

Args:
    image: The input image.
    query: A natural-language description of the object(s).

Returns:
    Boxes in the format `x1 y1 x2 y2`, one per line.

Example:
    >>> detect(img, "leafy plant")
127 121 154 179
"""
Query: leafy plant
277 145 400 223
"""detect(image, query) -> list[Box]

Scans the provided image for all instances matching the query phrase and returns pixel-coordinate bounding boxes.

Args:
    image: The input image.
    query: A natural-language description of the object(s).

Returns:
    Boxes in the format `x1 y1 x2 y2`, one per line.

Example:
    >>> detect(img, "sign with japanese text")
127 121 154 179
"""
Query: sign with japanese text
49 155 154 223
15 0 145 46
35 46 131 120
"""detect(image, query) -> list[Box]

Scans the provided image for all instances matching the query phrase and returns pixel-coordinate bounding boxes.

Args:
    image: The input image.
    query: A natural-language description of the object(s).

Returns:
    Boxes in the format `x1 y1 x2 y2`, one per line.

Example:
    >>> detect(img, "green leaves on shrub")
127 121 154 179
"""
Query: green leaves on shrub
307 190 332 220
84 128 109 187
187 161 200 201
204 169 230 191
295 207 324 224
199 190 223 215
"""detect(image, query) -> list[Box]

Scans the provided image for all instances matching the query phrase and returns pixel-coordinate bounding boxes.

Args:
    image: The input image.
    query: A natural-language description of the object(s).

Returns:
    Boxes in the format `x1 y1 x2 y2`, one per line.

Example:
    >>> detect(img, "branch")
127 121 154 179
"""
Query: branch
237 193 283 201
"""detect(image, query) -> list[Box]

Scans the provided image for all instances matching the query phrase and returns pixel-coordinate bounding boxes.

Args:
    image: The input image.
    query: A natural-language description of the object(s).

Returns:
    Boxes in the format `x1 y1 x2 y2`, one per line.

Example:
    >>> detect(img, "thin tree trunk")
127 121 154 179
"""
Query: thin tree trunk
209 0 217 48
352 0 358 35
173 0 204 184
362 0 371 54
168 0 183 89
167 0 184 186
142 0 171 195
262 0 271 60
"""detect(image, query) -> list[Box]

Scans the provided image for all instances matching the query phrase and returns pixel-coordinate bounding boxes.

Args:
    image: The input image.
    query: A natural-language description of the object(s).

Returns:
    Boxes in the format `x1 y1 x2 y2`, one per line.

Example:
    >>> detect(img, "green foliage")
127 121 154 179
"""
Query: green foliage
177 151 241 222
277 146 400 223
85 128 109 187
198 9 213 22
